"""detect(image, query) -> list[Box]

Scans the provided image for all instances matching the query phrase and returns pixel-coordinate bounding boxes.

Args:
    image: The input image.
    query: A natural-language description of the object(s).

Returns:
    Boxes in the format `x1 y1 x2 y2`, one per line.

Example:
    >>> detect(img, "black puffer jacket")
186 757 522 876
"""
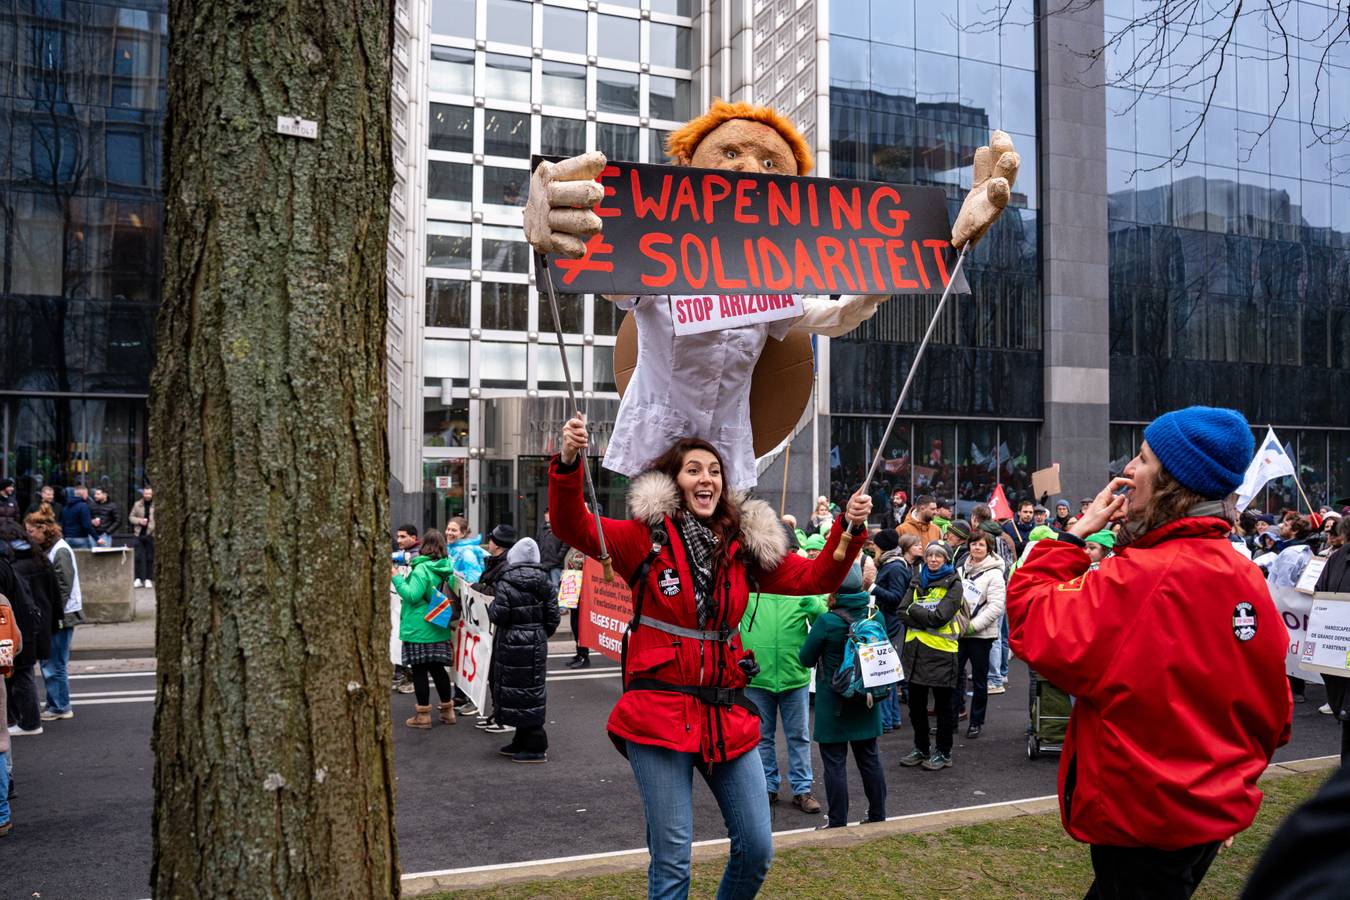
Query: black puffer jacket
0 537 58 664
485 539 560 727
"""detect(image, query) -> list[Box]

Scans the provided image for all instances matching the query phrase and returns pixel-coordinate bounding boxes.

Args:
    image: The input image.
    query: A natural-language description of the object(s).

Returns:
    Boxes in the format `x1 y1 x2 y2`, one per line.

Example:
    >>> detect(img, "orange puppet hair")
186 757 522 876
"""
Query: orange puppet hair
664 99 815 176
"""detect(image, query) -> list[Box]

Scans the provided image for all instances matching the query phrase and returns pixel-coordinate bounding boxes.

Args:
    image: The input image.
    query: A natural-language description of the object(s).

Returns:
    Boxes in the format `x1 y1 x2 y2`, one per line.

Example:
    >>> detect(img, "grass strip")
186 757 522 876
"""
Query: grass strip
430 769 1328 899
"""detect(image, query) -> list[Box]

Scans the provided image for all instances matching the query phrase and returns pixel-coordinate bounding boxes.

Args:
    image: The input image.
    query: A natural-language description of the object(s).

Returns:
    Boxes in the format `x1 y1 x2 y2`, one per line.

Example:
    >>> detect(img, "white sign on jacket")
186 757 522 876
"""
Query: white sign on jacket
602 292 885 491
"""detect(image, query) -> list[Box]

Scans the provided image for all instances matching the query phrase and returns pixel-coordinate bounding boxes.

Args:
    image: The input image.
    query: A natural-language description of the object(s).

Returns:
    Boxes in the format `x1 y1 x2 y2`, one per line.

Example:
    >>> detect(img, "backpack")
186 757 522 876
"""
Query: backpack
0 592 21 674
828 608 898 707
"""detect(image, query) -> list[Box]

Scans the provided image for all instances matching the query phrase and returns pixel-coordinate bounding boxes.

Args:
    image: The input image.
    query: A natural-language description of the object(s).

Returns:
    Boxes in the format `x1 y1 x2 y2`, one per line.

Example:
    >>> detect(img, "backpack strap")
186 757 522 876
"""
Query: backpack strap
621 523 667 690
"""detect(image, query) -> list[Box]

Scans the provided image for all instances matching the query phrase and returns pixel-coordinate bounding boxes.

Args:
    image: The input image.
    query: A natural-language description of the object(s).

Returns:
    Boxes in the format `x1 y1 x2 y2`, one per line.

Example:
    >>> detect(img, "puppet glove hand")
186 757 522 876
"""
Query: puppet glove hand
523 151 608 258
951 131 1020 250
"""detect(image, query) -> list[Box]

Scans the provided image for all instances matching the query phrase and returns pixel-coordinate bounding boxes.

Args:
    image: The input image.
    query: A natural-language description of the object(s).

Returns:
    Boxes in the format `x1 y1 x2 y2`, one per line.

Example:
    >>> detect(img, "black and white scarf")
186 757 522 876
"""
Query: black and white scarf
679 514 720 627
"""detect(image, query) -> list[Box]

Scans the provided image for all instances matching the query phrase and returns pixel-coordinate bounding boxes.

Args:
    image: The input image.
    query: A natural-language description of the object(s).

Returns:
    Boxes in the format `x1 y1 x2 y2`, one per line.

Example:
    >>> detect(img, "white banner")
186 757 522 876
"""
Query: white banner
670 293 802 335
857 639 903 688
390 559 413 666
1270 586 1322 685
1302 596 1350 676
454 585 496 711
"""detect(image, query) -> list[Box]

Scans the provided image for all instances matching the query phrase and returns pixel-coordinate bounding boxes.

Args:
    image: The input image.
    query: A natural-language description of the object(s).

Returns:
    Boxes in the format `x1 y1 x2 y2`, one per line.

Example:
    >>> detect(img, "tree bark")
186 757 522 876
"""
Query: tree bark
150 0 397 896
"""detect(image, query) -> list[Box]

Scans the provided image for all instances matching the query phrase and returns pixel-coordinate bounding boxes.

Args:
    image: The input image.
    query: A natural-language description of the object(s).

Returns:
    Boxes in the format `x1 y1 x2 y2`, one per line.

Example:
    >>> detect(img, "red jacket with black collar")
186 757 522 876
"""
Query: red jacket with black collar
1007 516 1292 850
549 456 862 764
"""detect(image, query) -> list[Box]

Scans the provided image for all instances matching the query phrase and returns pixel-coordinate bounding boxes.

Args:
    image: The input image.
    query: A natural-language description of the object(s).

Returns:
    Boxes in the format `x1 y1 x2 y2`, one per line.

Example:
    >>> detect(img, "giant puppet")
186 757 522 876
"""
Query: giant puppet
523 100 1019 491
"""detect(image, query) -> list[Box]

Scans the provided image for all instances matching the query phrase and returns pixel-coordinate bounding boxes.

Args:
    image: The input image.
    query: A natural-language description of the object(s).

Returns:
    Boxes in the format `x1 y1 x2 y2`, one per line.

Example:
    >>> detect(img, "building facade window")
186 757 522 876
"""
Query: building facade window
827 0 1042 503
1105 6 1350 466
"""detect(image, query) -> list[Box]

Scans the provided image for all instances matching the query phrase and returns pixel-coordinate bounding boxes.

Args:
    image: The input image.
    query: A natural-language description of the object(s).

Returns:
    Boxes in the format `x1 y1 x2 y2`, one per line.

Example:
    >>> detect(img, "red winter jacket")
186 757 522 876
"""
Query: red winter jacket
549 457 862 764
1006 517 1292 850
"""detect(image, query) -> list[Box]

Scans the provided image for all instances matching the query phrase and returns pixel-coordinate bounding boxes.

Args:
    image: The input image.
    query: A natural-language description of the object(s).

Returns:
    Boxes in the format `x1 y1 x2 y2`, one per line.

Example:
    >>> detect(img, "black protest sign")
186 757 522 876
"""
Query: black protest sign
536 157 970 297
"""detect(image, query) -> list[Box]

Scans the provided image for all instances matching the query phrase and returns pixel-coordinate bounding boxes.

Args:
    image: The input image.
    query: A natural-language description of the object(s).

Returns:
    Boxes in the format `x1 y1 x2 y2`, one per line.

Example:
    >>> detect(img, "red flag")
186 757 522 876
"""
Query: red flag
988 484 1013 521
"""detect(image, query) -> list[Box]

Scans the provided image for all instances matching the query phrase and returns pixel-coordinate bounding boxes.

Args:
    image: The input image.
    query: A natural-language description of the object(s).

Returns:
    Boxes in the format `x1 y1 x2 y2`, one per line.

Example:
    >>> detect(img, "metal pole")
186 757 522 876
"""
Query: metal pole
834 246 970 561
535 252 613 579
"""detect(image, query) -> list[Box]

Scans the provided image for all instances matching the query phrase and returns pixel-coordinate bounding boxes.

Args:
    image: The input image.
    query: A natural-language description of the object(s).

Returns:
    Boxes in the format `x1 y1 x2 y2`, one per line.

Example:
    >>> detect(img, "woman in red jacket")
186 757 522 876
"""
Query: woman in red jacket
551 414 869 899
1007 406 1292 899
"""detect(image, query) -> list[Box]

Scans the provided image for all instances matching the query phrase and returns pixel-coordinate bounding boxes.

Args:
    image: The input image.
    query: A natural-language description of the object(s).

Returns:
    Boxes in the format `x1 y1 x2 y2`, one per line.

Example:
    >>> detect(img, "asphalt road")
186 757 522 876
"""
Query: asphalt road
3 653 1342 900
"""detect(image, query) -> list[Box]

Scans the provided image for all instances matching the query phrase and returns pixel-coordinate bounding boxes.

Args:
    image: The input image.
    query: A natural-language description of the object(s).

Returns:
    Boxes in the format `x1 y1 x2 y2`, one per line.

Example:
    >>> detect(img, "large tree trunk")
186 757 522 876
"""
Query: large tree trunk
149 1 397 896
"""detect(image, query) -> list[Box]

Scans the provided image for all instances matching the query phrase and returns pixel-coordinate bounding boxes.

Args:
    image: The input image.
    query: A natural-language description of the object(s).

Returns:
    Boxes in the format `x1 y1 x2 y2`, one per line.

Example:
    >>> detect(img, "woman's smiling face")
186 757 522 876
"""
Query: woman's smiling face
678 449 722 518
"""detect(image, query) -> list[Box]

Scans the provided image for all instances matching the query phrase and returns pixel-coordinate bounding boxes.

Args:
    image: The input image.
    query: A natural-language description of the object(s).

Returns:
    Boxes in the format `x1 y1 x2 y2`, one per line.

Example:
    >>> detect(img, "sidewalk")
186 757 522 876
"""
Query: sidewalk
73 585 157 661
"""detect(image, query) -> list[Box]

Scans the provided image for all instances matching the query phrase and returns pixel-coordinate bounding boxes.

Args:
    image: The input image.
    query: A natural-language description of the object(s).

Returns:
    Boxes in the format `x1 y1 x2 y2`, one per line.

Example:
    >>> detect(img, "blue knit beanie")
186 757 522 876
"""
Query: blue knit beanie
1143 406 1253 500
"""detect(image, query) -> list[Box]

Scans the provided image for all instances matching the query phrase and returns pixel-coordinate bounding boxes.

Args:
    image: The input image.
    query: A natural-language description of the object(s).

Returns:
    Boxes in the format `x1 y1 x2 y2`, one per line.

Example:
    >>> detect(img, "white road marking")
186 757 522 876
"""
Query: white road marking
70 689 156 699
69 671 157 680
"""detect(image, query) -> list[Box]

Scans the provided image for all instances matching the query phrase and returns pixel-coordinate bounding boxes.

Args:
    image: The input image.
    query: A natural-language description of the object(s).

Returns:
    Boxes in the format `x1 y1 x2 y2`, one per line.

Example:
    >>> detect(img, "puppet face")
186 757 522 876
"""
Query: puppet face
1085 542 1107 563
684 120 798 176
678 448 723 519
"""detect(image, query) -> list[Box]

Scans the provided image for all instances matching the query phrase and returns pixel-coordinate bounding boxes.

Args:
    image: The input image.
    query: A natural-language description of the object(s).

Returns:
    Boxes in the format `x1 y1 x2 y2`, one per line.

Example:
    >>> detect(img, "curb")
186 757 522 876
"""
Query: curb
399 755 1340 897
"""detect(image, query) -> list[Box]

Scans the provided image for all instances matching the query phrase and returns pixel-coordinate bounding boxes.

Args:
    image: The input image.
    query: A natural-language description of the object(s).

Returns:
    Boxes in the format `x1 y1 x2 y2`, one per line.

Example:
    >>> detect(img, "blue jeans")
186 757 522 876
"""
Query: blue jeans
66 536 93 549
745 684 813 796
0 749 10 824
879 683 902 729
627 741 774 900
989 615 1011 686
42 626 74 713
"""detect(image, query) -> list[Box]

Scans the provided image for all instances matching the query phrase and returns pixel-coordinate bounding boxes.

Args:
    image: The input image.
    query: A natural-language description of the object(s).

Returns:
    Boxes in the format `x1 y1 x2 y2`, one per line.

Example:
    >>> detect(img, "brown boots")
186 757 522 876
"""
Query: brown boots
404 702 456 729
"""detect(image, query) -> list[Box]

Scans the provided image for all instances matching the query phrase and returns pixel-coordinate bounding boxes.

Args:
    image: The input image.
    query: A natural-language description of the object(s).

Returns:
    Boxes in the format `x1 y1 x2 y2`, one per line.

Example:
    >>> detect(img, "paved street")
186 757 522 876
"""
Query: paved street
3 650 1342 900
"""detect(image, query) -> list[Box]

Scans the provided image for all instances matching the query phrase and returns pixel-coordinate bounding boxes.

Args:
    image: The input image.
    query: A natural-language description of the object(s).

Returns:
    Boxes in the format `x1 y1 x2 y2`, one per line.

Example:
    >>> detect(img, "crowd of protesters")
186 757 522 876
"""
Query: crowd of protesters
3 403 1340 897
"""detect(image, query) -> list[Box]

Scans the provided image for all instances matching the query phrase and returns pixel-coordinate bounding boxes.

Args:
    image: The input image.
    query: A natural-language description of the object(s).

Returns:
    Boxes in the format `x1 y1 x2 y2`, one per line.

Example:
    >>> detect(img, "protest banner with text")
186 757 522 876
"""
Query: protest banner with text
577 556 633 664
454 585 496 710
1271 586 1322 685
538 157 970 299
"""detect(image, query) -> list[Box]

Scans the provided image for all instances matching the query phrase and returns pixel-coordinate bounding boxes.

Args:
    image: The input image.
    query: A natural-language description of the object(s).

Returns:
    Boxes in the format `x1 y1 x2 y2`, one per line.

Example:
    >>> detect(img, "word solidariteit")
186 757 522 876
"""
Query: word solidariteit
535 157 970 297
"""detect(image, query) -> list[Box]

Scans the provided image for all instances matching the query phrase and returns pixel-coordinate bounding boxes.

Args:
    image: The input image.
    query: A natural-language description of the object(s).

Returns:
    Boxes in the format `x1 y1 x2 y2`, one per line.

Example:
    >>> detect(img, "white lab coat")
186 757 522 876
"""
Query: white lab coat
603 293 885 490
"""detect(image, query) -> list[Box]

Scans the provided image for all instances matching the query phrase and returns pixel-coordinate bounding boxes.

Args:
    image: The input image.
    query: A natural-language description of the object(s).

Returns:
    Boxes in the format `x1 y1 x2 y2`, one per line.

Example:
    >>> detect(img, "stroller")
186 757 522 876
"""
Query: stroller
1027 670 1072 759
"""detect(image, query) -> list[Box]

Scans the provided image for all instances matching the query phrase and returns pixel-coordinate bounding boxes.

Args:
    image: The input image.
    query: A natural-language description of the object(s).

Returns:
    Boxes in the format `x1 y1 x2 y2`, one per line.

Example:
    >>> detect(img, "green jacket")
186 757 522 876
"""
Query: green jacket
799 590 884 744
740 592 828 693
392 555 458 644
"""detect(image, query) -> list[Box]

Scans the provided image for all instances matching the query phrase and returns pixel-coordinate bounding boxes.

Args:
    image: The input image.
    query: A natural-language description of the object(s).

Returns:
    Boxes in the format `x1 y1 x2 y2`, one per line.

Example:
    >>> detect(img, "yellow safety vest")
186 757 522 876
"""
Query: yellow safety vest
903 583 960 653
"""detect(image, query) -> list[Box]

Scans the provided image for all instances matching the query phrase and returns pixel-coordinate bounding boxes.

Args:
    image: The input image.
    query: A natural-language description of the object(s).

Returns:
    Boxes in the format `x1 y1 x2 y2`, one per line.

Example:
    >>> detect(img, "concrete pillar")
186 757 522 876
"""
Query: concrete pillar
1038 6 1111 501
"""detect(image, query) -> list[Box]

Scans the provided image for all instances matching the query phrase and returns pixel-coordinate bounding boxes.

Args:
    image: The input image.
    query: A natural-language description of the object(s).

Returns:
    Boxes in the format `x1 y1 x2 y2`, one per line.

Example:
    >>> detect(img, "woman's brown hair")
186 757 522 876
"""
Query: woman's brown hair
649 437 742 566
420 529 448 560
969 531 1000 558
23 511 62 550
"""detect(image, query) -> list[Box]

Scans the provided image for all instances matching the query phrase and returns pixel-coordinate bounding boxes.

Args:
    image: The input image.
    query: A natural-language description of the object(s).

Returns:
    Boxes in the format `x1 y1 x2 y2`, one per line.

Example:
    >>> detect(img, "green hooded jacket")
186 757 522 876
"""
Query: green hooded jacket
740 591 828 693
392 555 458 644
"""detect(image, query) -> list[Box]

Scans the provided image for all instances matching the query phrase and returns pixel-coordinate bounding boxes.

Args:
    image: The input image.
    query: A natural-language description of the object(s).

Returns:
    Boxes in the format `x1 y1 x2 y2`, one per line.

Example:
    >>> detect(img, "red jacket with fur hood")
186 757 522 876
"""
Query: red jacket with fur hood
549 456 862 763
1007 517 1292 850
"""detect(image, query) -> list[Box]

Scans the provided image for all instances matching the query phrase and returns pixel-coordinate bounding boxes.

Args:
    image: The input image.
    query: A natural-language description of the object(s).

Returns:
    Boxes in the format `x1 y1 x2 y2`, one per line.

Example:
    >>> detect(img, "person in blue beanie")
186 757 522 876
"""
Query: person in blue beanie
1005 406 1292 899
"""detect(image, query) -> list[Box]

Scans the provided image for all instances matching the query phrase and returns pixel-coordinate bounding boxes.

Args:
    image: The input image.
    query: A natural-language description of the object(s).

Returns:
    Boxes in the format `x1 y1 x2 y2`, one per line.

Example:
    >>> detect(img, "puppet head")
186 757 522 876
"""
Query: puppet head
665 99 814 177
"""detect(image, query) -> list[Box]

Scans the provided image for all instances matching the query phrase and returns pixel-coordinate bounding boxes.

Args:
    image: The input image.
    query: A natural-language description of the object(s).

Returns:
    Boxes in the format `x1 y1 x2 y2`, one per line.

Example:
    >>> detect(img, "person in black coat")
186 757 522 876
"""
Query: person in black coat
484 536 560 763
1313 515 1350 764
0 479 19 526
869 529 916 734
88 488 121 545
877 488 908 532
535 509 568 588
0 520 57 734
1239 761 1350 900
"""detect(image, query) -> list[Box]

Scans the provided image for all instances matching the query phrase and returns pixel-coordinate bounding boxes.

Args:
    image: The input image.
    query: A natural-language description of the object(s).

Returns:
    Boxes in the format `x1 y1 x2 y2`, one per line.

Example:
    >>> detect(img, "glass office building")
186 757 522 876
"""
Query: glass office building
0 0 166 525
1104 1 1350 510
400 0 696 534
6 0 1345 534
826 0 1042 512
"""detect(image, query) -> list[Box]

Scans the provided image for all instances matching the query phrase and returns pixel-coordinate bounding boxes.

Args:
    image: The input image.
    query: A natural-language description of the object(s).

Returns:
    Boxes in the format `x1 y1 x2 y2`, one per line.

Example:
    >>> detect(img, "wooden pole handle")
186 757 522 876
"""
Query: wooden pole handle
832 527 853 562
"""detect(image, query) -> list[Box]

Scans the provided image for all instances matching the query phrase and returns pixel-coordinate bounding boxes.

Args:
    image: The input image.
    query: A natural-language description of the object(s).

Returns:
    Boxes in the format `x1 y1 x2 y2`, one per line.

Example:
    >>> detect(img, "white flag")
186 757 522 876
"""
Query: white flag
1235 427 1295 511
